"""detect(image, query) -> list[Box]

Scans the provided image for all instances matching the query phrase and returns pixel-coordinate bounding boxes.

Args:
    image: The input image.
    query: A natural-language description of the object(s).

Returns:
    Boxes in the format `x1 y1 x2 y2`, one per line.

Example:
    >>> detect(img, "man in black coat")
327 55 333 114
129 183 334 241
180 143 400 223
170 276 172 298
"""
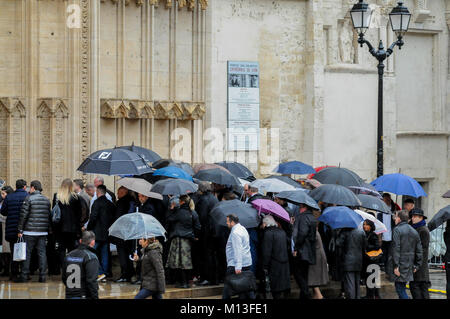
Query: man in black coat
409 208 430 299
17 180 51 283
195 182 219 286
113 186 135 282
292 204 317 299
87 185 115 281
244 185 263 204
0 179 28 280
336 227 367 299
444 222 450 300
62 231 99 299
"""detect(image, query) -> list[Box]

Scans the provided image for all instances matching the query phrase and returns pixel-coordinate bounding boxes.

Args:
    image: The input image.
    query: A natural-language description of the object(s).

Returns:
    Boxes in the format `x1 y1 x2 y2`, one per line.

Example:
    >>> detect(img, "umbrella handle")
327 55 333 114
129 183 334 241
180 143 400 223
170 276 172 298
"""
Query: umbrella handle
129 249 138 261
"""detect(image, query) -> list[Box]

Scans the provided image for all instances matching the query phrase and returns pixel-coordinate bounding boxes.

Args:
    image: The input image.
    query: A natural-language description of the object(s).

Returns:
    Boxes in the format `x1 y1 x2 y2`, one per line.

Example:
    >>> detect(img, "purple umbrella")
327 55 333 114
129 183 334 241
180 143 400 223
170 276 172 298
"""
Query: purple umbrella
251 199 290 223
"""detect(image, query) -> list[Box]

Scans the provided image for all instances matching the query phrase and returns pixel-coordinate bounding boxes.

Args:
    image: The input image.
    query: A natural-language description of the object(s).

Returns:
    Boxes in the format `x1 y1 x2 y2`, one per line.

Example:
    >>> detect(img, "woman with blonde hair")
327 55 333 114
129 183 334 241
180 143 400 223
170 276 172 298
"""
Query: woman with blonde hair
53 178 83 268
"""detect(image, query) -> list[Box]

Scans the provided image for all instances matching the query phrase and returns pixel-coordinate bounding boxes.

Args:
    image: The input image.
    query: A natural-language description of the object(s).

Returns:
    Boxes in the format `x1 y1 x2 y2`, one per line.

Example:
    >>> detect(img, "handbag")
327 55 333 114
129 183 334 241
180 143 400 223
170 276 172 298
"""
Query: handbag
52 198 61 224
366 249 383 262
225 270 257 295
13 237 26 262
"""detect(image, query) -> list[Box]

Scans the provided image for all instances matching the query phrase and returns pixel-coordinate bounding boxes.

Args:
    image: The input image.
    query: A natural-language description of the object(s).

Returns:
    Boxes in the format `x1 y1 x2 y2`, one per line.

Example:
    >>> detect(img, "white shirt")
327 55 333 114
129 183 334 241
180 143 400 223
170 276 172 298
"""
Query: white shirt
226 223 252 271
381 214 392 241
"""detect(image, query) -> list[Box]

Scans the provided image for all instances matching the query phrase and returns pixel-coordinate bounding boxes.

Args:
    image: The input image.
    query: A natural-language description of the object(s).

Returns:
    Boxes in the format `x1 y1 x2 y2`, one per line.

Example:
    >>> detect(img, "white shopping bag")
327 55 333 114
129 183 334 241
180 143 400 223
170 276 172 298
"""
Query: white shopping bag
13 237 26 262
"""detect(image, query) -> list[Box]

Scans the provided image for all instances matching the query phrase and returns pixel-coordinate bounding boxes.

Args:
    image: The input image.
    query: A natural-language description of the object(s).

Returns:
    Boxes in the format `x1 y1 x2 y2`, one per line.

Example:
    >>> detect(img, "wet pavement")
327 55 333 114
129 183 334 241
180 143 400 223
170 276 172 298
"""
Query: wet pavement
0 270 446 299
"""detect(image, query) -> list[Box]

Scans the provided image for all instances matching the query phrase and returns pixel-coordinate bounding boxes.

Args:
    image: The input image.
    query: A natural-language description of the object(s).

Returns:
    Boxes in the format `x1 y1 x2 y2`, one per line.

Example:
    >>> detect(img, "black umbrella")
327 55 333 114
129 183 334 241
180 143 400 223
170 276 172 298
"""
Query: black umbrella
275 190 319 210
77 148 153 176
150 179 198 196
442 190 450 198
117 142 161 164
427 205 450 232
357 194 390 214
210 199 260 228
309 184 361 207
215 161 255 180
152 159 194 176
194 168 240 186
265 175 303 188
313 167 364 187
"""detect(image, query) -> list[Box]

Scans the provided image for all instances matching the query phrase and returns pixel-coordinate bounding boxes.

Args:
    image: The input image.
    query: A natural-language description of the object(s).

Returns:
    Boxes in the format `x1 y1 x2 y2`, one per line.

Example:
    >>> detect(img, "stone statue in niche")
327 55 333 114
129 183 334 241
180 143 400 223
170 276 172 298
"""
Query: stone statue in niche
339 19 355 64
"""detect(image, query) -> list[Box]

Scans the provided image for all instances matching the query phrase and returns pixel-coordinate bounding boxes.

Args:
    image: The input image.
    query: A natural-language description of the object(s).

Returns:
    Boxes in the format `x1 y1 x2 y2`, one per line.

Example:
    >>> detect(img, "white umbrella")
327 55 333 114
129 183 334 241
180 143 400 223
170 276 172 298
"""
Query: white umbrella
354 209 387 234
117 177 163 200
238 178 250 186
250 179 296 195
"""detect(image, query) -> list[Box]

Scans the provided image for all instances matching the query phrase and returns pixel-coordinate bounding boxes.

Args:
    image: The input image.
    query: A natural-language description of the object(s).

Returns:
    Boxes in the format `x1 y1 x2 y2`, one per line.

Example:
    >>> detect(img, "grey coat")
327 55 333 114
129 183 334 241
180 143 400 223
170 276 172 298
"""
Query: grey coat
308 231 329 287
412 225 430 283
387 222 423 283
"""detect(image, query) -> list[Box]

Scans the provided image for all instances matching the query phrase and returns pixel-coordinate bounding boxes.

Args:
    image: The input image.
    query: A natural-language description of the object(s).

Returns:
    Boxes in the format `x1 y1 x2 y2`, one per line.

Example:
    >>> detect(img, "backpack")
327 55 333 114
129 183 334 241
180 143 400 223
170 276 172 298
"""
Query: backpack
52 198 61 224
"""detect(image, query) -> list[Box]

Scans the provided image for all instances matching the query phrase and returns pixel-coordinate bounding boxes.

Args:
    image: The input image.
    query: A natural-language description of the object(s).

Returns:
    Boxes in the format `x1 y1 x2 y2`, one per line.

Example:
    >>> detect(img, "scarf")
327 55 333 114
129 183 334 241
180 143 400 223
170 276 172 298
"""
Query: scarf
412 219 426 229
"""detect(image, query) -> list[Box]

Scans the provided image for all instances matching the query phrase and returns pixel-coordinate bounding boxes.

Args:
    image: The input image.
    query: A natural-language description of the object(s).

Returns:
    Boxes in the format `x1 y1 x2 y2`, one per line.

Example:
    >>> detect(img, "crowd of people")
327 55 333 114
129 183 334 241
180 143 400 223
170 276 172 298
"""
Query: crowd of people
0 177 448 300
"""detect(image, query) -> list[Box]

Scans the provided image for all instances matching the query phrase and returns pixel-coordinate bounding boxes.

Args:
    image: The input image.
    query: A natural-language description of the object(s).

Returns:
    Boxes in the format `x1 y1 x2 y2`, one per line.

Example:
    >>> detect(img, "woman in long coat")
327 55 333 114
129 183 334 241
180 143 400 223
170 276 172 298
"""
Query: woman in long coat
308 228 329 299
261 215 290 299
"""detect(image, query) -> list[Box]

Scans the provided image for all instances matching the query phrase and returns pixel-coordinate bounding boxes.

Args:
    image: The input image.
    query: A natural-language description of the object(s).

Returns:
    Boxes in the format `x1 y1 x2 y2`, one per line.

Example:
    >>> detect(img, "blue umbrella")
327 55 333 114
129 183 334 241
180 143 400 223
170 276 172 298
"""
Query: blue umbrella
153 166 193 181
318 206 364 230
370 173 427 198
273 161 316 175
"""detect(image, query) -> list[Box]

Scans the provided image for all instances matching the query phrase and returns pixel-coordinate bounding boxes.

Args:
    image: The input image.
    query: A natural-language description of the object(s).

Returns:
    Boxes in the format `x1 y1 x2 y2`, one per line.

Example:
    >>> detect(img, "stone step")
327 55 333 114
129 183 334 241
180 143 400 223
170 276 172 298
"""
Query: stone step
102 284 224 299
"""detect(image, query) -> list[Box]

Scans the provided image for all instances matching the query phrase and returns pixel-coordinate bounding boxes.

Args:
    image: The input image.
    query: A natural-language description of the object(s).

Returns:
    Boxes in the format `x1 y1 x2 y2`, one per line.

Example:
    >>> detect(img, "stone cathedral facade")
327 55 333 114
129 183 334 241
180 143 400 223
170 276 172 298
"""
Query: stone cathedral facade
0 0 449 218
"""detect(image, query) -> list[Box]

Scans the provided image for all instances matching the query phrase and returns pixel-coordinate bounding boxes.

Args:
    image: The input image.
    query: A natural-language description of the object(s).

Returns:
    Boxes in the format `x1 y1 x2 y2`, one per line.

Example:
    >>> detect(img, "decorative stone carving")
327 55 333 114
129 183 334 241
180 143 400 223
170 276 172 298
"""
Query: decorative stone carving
338 19 355 64
414 0 431 23
0 97 26 118
100 0 207 10
37 98 70 118
100 99 204 120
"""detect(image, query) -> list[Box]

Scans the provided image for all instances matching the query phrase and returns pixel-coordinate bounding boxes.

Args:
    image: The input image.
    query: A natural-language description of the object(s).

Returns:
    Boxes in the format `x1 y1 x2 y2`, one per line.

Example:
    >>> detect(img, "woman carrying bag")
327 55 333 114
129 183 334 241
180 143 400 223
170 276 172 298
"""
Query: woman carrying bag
53 178 83 270
362 219 382 299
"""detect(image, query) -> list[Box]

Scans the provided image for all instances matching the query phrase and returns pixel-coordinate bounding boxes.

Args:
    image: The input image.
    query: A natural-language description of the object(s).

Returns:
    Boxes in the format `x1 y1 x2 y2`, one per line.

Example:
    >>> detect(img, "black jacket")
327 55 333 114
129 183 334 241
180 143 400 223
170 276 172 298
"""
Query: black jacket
62 244 99 299
106 188 116 204
412 224 430 282
53 194 83 236
87 195 116 242
196 192 218 238
247 193 263 204
387 221 423 283
1 189 28 242
366 231 381 252
337 228 367 272
293 210 317 265
262 226 290 293
166 203 201 240
444 228 450 263
18 191 52 233
115 194 133 221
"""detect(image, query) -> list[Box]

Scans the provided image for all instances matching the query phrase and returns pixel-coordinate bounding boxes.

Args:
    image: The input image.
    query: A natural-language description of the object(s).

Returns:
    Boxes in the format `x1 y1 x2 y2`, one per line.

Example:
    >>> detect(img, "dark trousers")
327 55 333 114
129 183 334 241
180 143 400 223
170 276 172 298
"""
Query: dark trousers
200 235 217 284
58 233 78 271
22 235 47 278
395 281 409 299
46 234 60 275
410 281 430 299
343 271 361 299
8 241 22 277
292 257 310 299
380 241 391 266
134 288 163 299
446 262 450 300
222 266 256 299
272 290 289 299
116 240 134 279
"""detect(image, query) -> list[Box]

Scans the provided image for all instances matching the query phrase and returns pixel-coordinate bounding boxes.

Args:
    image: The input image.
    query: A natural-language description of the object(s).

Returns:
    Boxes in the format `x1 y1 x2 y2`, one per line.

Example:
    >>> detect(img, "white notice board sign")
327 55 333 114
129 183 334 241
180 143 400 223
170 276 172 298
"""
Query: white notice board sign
227 61 260 151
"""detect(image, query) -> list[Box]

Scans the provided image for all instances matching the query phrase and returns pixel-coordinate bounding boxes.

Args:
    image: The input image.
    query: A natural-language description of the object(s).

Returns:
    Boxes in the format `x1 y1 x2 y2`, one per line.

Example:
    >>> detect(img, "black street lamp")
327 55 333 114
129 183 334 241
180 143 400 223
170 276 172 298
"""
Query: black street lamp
350 1 411 177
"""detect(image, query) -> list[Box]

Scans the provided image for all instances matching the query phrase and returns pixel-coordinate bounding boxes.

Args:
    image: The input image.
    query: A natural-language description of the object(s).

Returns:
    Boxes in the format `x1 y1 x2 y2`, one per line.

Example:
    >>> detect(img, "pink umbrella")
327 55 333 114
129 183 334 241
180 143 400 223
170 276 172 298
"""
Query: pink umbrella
251 199 290 223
